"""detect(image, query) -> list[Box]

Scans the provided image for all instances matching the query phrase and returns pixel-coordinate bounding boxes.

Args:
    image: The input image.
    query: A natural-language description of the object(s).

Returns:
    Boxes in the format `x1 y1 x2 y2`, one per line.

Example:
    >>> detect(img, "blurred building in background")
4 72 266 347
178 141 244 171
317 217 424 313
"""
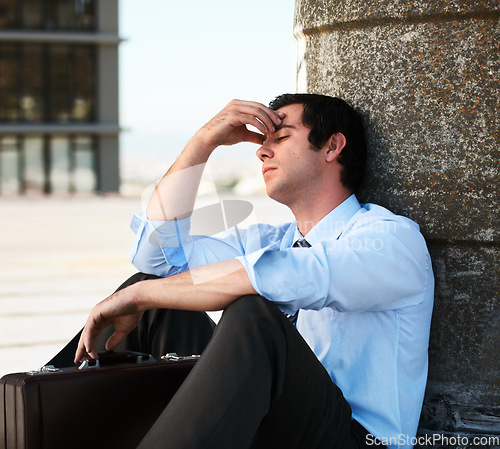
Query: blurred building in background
0 0 120 195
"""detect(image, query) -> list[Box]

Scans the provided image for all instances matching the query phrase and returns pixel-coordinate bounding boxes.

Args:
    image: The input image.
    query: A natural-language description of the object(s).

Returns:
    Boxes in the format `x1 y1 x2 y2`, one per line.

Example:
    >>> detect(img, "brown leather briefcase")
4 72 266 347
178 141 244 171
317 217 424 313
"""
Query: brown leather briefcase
0 351 198 449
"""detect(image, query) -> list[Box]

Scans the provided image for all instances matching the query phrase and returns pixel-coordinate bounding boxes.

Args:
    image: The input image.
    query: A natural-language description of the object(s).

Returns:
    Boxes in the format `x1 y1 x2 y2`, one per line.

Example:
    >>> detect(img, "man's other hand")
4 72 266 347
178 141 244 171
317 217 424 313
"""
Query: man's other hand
74 287 143 363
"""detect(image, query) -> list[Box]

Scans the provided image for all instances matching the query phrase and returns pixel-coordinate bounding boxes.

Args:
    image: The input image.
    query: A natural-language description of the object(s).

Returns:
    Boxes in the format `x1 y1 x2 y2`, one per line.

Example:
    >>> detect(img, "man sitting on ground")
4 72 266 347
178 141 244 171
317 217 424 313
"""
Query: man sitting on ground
71 94 433 448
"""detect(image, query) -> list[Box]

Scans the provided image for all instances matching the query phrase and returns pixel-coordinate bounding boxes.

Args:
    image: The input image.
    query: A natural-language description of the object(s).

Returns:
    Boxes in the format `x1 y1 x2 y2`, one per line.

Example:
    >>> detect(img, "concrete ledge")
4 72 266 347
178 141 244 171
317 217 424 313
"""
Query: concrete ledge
0 123 120 135
295 1 500 31
0 31 122 45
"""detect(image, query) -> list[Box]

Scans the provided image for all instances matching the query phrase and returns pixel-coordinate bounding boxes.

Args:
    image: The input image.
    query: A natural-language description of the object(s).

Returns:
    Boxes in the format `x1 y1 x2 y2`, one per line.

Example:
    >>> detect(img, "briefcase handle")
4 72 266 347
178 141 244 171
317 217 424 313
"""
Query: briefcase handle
78 350 156 370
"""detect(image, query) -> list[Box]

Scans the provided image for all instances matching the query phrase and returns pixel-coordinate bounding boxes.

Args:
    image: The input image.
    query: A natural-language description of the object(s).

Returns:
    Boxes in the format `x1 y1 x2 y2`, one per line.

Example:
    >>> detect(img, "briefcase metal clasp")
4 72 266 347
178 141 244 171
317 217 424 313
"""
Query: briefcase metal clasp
78 359 100 370
27 365 61 375
161 353 201 361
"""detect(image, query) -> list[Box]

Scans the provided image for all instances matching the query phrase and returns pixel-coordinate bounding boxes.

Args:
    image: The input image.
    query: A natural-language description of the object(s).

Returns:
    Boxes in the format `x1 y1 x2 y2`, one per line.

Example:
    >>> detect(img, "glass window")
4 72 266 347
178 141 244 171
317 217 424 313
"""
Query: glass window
0 43 95 123
0 137 20 195
24 136 45 193
76 0 95 30
44 0 59 30
50 136 70 193
14 0 95 30
22 45 43 121
50 45 95 122
57 0 74 30
59 0 95 30
72 46 95 121
1 0 96 30
73 137 96 192
0 0 18 28
0 44 21 121
22 0 43 29
50 45 70 122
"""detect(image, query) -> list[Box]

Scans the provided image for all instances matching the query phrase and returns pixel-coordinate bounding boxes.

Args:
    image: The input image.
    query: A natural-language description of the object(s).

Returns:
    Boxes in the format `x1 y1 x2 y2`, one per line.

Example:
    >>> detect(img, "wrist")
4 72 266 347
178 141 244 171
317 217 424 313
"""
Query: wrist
188 131 217 158
122 283 146 313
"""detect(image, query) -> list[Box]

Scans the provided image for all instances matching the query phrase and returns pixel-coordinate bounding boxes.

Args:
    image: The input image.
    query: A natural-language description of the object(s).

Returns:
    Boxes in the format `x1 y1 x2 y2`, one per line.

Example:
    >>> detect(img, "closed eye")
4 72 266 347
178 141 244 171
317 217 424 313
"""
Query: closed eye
276 136 290 142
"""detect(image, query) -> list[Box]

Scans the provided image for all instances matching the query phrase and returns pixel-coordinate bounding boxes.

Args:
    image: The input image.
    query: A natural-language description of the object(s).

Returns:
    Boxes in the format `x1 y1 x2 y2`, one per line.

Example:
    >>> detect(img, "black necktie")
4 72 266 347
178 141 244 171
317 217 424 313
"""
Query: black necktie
286 238 311 325
293 238 311 248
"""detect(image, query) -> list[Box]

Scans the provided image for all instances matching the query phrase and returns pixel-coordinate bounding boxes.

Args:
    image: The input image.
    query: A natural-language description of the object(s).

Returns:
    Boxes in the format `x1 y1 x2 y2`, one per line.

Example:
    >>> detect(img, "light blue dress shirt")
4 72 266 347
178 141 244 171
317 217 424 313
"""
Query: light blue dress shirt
129 194 434 448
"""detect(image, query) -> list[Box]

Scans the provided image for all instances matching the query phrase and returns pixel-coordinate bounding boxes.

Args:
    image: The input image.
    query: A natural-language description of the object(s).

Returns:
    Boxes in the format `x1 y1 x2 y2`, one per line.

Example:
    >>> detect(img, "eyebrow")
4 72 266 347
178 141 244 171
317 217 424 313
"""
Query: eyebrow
275 124 296 131
262 124 296 142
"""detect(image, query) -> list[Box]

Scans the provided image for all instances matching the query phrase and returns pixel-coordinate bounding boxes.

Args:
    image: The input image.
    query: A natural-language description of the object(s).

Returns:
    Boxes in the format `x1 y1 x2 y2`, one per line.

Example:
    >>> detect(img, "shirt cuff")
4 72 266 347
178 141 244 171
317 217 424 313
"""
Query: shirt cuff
236 244 278 297
130 212 192 247
237 242 320 315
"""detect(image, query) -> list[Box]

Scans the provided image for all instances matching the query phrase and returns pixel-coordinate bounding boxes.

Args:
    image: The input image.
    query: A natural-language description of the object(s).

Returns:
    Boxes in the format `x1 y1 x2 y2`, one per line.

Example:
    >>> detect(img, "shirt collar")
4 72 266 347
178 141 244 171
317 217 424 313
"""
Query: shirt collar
292 194 361 246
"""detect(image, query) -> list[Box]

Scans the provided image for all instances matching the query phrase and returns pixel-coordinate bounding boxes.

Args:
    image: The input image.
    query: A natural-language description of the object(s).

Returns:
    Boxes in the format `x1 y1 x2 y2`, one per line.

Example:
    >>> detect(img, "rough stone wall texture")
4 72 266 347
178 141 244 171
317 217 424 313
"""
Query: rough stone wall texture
294 0 499 437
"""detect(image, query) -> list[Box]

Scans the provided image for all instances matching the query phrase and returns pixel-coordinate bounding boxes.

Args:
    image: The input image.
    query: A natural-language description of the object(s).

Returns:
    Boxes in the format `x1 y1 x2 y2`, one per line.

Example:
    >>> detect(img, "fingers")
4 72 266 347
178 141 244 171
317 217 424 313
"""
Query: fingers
74 332 97 364
73 297 143 364
74 326 99 363
245 130 266 145
228 100 283 135
105 330 128 352
195 99 285 149
74 305 108 364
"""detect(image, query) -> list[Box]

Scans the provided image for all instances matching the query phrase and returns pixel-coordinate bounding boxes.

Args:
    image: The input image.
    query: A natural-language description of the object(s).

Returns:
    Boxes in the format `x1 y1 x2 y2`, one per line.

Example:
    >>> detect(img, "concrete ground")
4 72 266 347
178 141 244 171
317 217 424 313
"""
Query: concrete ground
0 193 293 377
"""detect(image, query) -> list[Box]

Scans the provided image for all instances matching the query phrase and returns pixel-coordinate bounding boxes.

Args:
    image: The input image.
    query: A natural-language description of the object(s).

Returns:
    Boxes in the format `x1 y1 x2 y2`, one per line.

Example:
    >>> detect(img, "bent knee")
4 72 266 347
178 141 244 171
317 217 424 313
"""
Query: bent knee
223 295 271 318
220 295 288 332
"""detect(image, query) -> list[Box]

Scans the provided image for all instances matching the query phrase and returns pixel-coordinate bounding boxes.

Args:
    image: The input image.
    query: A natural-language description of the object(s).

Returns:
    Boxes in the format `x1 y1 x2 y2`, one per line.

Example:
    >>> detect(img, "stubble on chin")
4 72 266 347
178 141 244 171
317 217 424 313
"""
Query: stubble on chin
265 179 295 207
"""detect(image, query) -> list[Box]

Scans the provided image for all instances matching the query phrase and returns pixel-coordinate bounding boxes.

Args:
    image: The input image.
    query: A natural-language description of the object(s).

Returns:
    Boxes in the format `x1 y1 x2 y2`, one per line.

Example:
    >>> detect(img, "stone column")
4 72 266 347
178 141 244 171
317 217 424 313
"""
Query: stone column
294 0 499 439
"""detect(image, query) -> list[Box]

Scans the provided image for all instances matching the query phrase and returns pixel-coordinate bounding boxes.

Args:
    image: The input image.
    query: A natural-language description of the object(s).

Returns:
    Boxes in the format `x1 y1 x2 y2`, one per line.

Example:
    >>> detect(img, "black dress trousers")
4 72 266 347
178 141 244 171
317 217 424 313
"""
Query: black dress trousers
47 272 215 367
48 273 378 448
137 294 367 449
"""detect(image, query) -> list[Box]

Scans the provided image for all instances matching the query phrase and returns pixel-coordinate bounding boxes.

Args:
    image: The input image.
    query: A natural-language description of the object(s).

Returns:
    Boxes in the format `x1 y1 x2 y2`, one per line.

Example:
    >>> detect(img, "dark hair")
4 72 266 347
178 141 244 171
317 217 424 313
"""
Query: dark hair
269 93 367 193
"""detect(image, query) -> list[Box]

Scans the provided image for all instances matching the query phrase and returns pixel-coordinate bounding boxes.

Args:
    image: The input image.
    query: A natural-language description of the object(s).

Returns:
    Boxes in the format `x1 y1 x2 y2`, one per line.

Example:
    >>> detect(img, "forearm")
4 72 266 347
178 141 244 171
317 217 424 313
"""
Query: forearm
146 99 282 221
130 259 257 312
146 135 214 221
75 259 256 362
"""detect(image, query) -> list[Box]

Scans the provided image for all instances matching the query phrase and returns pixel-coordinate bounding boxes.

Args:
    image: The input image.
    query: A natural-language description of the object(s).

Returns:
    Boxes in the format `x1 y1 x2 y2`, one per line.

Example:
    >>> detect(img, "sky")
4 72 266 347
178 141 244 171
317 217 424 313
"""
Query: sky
118 0 297 186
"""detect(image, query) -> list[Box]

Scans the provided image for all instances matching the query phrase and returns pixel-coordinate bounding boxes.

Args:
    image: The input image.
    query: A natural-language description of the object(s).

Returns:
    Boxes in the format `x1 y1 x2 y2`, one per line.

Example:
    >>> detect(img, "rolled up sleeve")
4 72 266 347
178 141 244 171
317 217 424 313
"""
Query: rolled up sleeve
237 244 328 315
238 216 430 314
129 213 258 277
129 213 192 277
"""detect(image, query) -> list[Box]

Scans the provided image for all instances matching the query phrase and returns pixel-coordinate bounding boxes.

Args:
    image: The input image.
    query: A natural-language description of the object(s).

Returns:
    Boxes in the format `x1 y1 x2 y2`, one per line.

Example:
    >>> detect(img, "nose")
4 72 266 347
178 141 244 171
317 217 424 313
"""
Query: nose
256 142 274 162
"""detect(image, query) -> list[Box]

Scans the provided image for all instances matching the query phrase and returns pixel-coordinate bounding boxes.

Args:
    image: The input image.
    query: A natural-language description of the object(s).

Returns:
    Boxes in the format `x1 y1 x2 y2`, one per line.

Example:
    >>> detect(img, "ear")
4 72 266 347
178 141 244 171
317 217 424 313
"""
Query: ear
325 133 346 162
